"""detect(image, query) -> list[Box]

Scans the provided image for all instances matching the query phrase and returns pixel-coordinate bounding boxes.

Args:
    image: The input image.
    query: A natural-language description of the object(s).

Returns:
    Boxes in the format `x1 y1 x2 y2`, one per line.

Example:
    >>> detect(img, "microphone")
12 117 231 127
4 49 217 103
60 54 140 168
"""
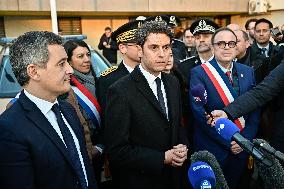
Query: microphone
253 138 284 162
190 150 229 189
215 118 272 167
188 161 216 189
191 84 212 118
255 150 284 189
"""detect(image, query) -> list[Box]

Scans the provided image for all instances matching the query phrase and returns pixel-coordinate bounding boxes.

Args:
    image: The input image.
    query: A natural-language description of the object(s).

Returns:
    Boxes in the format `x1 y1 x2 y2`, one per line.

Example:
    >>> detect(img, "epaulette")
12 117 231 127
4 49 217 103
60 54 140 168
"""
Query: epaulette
179 56 196 63
100 66 118 77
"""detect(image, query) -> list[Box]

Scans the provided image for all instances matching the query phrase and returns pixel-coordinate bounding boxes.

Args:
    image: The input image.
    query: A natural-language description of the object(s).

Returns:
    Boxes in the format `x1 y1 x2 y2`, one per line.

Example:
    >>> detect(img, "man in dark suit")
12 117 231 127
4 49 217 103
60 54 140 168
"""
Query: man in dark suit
189 28 260 189
104 21 188 189
0 31 96 189
97 19 143 110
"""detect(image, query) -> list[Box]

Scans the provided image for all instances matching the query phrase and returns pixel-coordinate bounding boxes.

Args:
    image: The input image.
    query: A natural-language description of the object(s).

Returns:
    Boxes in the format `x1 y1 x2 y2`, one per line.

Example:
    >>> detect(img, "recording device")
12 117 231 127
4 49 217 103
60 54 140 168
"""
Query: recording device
188 161 216 189
190 150 229 189
255 150 284 189
253 139 284 162
191 84 213 118
215 118 272 167
271 28 282 36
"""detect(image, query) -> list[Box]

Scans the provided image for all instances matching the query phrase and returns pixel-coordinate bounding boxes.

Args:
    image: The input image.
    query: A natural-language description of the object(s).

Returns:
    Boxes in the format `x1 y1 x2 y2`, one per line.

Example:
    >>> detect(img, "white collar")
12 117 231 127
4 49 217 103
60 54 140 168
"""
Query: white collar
216 60 234 73
139 64 161 85
24 89 58 115
122 60 134 73
200 55 214 64
257 43 269 51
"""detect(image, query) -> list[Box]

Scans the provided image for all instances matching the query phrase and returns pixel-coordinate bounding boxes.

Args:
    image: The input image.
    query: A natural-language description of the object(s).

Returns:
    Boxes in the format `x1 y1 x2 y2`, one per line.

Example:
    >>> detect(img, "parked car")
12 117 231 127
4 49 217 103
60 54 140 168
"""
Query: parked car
0 35 111 114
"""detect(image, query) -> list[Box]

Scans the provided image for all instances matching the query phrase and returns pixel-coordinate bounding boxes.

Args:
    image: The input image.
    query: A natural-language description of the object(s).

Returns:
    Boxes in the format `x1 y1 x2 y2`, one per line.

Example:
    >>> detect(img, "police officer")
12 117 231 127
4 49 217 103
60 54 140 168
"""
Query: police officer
145 15 188 65
96 19 143 110
178 19 219 85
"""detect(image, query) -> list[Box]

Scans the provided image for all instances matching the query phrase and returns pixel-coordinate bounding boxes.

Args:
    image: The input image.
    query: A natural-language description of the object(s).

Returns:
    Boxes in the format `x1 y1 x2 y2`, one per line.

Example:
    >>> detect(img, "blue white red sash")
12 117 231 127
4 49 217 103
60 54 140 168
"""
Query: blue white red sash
201 62 245 131
71 76 102 128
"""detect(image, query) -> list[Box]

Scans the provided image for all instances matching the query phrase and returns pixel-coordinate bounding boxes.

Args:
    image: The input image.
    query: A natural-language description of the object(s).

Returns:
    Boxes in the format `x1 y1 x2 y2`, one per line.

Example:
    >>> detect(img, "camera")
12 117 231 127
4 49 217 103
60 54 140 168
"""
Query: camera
271 28 282 36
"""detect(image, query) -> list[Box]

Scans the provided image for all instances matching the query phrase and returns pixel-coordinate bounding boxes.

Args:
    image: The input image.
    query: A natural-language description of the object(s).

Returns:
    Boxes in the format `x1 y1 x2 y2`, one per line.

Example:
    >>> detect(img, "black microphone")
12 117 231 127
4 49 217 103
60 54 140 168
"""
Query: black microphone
253 139 284 162
191 84 213 118
190 150 229 189
215 118 272 167
255 150 284 189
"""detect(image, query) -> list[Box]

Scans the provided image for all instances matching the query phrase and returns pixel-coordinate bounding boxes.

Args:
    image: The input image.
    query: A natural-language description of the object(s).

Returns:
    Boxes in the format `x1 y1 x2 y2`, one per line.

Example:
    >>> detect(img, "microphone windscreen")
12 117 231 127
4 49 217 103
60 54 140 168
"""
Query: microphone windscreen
188 161 216 189
215 118 240 141
190 150 229 189
191 84 207 105
255 152 284 189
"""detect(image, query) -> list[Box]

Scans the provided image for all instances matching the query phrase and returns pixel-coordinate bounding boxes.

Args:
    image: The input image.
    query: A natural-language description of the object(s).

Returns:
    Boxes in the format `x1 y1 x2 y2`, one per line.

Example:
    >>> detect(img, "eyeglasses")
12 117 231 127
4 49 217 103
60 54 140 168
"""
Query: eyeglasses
213 41 237 49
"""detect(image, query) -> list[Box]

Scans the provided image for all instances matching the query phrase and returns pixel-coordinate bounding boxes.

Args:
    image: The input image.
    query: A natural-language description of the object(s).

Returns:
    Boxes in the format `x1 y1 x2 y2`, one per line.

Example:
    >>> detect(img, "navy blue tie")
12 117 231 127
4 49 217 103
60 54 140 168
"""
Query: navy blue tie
52 103 87 189
155 77 167 116
261 48 267 57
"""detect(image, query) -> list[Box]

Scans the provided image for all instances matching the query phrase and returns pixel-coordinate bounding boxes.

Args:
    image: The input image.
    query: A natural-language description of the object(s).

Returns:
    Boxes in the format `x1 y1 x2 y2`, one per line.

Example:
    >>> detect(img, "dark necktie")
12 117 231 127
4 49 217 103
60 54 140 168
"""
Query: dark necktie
52 104 87 189
225 71 233 86
261 48 267 56
155 77 167 116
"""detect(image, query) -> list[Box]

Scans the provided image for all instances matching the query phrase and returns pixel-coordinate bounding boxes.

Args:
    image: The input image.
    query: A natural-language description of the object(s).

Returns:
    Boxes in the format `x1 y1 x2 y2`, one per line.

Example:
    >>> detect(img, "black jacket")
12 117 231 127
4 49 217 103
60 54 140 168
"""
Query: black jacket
224 59 284 152
104 66 188 189
98 34 118 64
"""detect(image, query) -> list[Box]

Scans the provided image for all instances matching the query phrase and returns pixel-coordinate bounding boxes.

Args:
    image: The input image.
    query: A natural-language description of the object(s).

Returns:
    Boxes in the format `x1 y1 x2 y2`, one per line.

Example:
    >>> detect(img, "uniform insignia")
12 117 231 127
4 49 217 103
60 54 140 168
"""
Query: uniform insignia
100 66 118 77
179 55 196 63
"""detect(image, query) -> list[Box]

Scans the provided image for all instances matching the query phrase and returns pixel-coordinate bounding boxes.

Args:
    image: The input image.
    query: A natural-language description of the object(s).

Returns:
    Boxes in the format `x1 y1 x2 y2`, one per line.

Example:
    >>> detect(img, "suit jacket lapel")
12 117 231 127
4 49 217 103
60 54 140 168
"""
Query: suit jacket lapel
209 59 238 98
131 67 168 119
59 101 85 150
162 73 176 123
19 92 75 167
234 62 245 95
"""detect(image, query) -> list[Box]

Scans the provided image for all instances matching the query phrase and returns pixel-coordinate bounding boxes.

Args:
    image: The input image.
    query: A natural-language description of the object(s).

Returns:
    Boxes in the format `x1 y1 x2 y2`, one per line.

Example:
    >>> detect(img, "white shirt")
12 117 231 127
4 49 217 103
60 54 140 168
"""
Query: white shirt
257 43 269 57
138 65 169 119
200 55 214 64
23 90 88 186
123 61 134 73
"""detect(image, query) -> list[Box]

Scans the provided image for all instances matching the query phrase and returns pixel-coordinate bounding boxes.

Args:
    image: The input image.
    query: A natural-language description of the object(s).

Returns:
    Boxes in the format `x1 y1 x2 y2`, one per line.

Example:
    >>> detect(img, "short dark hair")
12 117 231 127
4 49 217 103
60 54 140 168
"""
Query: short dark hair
10 31 62 86
255 18 273 29
105 27 111 31
245 18 258 30
63 40 91 62
211 27 237 44
136 20 173 47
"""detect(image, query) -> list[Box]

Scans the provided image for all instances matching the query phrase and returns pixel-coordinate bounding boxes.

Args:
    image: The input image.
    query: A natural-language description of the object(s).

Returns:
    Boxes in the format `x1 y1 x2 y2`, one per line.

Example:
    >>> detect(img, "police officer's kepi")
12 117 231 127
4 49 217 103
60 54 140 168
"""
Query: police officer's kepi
190 19 219 35
111 20 144 44
145 15 180 27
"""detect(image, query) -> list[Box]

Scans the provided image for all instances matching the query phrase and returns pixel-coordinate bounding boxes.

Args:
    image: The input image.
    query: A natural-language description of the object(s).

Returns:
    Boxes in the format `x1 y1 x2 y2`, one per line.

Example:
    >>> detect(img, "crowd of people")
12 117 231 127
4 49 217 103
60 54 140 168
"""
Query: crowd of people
0 14 284 189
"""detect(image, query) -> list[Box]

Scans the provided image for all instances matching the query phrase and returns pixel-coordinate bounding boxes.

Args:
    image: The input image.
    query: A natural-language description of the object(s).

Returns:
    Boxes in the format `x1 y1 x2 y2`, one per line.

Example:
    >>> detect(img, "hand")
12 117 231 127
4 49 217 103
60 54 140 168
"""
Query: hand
103 41 107 46
164 149 175 165
231 141 243 154
171 144 188 167
207 110 228 126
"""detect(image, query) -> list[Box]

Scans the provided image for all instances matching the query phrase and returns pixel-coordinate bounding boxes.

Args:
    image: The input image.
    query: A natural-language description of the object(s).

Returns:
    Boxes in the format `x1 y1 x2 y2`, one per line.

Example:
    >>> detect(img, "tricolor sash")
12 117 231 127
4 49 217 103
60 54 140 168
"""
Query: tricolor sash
201 62 245 131
71 76 102 129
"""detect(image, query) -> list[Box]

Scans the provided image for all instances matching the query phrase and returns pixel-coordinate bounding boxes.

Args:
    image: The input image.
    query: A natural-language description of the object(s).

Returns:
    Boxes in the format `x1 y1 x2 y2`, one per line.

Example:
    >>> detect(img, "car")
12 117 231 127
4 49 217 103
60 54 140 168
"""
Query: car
0 35 111 114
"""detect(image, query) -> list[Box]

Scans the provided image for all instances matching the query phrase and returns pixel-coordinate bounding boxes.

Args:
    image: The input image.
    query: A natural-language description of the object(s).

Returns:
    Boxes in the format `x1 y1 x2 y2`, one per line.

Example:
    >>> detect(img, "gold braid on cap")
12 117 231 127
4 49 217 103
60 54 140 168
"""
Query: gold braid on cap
116 28 137 43
193 20 216 34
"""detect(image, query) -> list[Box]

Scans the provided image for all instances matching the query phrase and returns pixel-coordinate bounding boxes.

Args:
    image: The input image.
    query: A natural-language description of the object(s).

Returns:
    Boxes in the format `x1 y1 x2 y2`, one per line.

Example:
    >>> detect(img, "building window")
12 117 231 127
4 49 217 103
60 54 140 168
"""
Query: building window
58 17 82 35
0 17 5 37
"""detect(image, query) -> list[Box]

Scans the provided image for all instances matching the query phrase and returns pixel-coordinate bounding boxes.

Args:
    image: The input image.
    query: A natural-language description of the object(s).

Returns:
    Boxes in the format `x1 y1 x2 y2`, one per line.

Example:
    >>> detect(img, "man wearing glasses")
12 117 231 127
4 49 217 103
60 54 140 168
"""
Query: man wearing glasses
189 28 260 189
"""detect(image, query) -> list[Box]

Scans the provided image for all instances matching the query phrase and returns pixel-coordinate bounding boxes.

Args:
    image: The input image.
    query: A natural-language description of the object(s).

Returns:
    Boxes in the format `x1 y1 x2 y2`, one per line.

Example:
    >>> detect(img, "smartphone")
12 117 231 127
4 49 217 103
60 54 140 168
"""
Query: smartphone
271 28 282 36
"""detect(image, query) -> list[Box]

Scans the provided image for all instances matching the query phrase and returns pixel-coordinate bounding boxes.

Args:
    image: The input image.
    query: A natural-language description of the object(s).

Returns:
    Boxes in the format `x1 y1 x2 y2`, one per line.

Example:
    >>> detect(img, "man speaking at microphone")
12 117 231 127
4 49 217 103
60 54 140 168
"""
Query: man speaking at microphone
189 28 260 189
